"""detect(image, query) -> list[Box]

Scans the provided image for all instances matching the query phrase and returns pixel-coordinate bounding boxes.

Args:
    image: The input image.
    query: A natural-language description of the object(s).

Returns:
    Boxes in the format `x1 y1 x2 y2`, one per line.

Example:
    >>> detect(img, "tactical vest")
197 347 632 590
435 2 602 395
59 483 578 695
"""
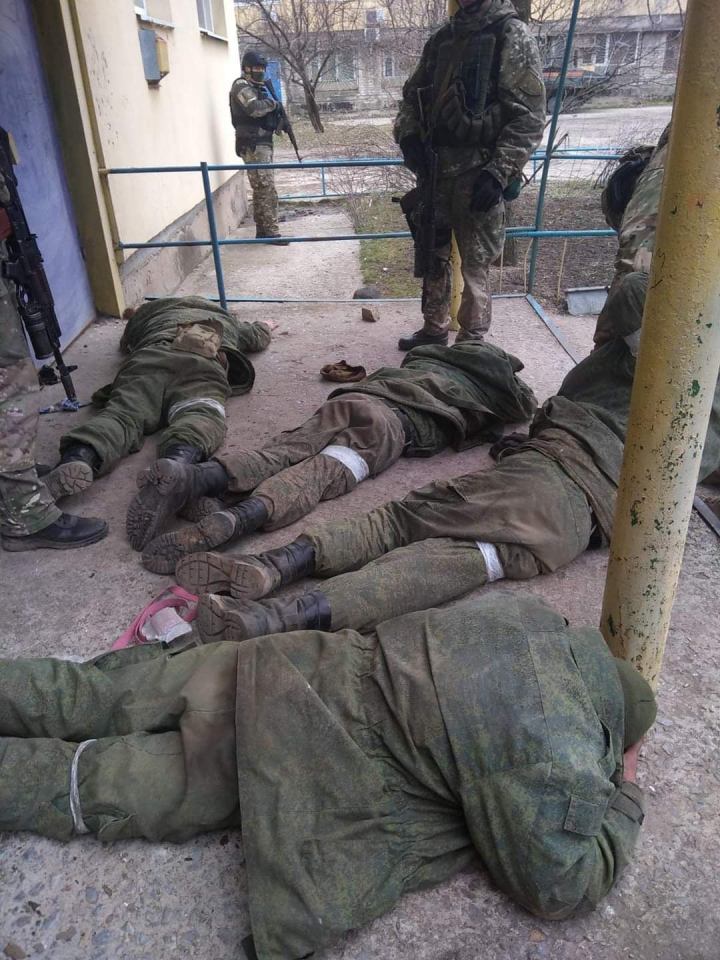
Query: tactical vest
229 78 275 149
430 13 516 148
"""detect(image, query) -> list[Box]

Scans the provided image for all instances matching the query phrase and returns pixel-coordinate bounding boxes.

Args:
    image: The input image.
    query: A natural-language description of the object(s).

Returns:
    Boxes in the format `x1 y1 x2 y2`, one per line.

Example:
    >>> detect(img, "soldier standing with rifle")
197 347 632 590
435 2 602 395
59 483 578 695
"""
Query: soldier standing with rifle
0 129 106 551
394 0 545 351
230 51 300 246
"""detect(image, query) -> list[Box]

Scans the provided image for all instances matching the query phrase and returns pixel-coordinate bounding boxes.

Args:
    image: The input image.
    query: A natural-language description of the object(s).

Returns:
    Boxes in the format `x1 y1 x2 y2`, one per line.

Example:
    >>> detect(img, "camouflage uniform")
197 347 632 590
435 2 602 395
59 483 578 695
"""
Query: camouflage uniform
595 124 670 347
230 77 281 237
0 238 61 537
0 593 647 960
60 297 271 475
394 0 545 338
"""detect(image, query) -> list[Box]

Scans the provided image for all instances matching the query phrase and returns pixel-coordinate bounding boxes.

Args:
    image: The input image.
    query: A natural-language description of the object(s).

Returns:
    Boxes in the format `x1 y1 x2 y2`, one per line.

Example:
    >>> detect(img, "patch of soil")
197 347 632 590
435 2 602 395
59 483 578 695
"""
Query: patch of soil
349 183 616 309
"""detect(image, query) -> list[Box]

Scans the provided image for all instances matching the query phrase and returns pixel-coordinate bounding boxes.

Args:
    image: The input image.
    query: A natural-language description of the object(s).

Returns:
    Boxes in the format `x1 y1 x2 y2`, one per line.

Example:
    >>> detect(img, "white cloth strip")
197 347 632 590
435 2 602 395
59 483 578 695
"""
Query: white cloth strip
69 739 97 835
476 541 505 582
319 445 370 483
167 397 226 422
624 330 641 356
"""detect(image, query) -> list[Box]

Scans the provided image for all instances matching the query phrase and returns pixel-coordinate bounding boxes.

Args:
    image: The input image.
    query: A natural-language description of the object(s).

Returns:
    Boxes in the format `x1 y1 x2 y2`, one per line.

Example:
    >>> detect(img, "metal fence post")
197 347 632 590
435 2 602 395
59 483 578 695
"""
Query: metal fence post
527 0 582 293
200 160 228 310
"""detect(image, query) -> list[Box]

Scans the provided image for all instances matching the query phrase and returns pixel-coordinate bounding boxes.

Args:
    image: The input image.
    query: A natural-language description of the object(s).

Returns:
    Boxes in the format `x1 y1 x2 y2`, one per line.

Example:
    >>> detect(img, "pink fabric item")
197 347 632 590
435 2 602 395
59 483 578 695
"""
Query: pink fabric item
112 585 198 650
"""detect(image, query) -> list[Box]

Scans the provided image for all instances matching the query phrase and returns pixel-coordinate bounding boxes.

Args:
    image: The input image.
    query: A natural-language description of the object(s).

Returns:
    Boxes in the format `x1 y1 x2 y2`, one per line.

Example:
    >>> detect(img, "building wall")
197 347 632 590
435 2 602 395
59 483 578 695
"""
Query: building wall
0 0 95 345
75 0 242 253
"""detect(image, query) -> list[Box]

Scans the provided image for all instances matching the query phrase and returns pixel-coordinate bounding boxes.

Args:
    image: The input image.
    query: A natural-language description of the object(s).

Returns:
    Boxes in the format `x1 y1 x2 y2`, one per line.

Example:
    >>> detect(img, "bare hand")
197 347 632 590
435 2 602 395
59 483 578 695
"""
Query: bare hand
623 738 643 783
261 318 279 332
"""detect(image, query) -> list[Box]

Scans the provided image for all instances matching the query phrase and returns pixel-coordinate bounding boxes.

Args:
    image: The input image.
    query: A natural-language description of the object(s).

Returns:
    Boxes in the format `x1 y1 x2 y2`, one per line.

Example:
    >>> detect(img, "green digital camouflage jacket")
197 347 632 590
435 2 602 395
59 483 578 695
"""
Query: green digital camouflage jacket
393 0 545 181
330 341 537 450
118 296 271 394
236 593 644 960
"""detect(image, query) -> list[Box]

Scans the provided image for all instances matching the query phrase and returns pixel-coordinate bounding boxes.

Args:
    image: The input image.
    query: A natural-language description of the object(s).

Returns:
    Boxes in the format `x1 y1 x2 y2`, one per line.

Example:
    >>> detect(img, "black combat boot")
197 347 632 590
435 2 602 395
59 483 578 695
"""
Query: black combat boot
255 230 290 246
141 497 270 575
196 590 331 643
162 443 204 464
1 513 108 552
125 458 230 551
44 443 100 500
175 535 315 600
397 329 449 351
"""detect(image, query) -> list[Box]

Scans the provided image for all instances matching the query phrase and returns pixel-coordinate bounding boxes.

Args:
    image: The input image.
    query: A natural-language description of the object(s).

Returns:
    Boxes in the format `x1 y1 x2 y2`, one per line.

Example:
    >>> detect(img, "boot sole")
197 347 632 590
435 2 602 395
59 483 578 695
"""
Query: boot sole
44 462 94 500
126 460 189 552
228 560 275 602
175 552 234 594
142 513 236 576
1 523 108 552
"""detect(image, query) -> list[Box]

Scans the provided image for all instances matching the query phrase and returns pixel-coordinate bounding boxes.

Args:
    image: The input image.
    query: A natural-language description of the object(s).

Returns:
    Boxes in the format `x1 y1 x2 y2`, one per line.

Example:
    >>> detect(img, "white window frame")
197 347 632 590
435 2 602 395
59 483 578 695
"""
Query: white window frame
197 0 214 33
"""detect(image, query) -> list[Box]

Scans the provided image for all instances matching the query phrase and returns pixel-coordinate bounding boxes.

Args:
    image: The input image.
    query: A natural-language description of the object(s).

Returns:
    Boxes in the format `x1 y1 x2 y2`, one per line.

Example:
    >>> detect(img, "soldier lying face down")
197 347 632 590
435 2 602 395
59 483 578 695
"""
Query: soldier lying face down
43 297 272 531
0 593 655 960
130 340 536 568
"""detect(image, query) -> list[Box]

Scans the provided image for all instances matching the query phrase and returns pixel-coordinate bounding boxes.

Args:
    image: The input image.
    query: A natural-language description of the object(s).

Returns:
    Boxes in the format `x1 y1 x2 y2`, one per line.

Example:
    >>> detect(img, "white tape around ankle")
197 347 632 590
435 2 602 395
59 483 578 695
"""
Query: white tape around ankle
624 330 641 356
476 541 505 582
69 739 97 835
319 445 370 483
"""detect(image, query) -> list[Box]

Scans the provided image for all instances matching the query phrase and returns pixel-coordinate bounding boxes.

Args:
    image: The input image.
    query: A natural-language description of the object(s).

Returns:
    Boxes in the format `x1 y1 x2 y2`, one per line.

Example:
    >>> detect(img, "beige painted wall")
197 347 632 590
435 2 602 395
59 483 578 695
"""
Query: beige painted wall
76 0 241 254
533 0 686 16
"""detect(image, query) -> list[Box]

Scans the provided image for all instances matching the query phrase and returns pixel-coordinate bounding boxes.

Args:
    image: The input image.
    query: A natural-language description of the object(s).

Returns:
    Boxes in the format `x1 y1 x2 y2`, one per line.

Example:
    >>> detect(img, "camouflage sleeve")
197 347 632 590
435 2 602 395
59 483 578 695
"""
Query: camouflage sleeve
526 781 645 920
392 32 439 145
235 320 272 354
234 81 277 119
484 21 546 188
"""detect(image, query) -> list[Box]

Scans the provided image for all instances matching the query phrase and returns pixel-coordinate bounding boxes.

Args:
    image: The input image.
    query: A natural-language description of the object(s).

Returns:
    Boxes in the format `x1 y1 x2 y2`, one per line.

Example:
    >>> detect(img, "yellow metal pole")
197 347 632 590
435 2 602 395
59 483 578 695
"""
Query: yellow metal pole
600 0 720 689
448 0 462 331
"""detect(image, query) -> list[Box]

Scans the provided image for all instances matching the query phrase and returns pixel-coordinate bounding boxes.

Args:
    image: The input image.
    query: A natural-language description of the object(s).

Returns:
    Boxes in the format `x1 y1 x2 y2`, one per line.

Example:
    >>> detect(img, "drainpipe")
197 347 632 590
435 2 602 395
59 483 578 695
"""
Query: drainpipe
600 0 720 689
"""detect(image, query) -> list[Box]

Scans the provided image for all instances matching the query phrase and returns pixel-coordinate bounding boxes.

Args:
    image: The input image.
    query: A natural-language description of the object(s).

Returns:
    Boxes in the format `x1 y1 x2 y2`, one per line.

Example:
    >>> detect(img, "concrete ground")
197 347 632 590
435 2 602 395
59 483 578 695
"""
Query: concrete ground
1 208 719 960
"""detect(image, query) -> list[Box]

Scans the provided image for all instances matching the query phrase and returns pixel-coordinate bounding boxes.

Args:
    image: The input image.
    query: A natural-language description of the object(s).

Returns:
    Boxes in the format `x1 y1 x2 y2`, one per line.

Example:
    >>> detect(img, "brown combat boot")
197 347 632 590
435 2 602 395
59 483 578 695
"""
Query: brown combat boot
126 458 229 551
175 536 315 599
141 498 270 575
197 591 331 643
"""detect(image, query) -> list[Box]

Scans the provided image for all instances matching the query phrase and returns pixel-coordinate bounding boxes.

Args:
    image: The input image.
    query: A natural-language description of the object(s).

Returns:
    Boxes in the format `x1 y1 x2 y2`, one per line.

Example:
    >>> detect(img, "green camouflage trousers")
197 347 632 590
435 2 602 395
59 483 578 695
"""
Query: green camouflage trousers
60 343 231 474
421 168 505 339
307 449 593 631
218 395 406 529
0 641 242 841
238 143 279 236
0 270 61 537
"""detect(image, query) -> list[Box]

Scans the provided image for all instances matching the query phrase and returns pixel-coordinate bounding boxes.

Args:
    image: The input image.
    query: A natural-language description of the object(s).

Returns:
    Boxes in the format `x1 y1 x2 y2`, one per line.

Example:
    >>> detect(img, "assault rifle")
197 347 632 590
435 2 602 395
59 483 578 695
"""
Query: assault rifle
412 85 440 279
263 78 303 163
0 127 78 406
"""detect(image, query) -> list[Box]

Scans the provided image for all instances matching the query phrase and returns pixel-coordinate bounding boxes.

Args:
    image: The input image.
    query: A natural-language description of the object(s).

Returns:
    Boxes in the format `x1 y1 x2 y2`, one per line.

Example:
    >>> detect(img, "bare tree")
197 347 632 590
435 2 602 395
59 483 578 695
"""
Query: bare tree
235 0 364 133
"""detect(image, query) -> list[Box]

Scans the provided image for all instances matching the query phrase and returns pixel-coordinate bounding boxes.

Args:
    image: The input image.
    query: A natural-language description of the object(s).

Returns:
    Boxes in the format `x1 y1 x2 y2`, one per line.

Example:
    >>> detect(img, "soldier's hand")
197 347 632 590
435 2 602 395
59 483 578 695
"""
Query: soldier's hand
471 170 503 213
399 135 426 179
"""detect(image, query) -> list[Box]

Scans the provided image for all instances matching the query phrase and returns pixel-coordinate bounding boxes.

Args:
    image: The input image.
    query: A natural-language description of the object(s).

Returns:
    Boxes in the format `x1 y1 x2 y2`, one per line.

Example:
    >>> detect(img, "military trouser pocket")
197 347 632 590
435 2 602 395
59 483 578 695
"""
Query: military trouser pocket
172 320 224 359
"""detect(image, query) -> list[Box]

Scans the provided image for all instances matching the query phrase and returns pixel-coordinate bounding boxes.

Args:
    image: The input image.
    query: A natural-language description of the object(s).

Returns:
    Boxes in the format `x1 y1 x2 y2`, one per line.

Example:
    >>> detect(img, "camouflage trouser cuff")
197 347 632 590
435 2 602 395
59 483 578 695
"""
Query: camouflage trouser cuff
1 501 62 538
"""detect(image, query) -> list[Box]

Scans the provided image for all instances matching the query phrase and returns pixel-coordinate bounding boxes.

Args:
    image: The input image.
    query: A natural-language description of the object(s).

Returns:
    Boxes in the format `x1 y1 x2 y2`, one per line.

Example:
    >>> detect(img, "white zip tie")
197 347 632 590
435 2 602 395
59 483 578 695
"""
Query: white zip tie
69 739 97 835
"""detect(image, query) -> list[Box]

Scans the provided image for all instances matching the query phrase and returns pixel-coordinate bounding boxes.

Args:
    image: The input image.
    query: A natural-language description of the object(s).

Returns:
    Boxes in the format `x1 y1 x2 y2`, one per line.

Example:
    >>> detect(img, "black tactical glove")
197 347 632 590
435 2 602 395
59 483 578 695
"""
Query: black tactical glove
399 135 426 178
471 170 504 213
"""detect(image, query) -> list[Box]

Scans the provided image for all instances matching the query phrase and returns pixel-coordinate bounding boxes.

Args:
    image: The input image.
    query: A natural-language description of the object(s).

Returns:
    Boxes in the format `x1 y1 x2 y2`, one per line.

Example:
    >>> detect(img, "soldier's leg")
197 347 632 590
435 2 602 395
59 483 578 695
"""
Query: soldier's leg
126 353 230 550
142 398 405 573
593 270 648 349
451 170 505 340
243 144 279 237
59 347 168 475
0 642 242 841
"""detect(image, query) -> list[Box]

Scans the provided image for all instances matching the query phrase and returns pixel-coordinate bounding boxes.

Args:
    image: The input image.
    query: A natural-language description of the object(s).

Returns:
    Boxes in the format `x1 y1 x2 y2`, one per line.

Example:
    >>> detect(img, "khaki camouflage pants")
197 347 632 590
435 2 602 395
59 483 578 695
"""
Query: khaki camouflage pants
217 395 406 529
238 143 279 236
60 343 230 474
0 641 242 841
0 269 61 537
307 449 593 631
421 168 505 339
593 271 648 349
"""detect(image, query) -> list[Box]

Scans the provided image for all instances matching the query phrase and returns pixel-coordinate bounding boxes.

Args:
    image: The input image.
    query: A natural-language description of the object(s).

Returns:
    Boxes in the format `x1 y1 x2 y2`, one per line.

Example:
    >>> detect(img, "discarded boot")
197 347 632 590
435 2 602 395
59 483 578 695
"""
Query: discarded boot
175 536 316 600
126 458 229 551
320 360 367 383
1 513 108 552
197 591 331 643
397 329 449 352
142 510 239 575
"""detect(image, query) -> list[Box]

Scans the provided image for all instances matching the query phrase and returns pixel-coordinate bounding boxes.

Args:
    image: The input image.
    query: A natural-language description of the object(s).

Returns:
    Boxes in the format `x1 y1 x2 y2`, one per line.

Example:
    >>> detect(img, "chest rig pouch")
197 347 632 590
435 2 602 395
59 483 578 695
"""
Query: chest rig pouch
430 14 516 148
